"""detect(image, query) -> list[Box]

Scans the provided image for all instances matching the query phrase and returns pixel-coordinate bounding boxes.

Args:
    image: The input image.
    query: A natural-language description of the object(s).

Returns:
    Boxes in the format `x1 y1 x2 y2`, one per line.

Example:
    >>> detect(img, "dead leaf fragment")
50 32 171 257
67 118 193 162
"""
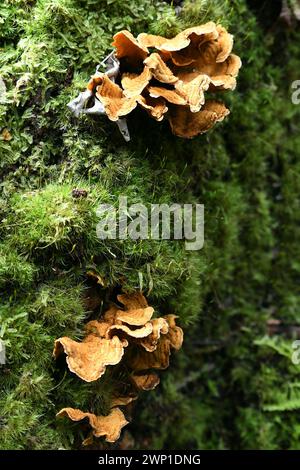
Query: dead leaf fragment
1 128 12 141
86 270 106 286
57 407 128 443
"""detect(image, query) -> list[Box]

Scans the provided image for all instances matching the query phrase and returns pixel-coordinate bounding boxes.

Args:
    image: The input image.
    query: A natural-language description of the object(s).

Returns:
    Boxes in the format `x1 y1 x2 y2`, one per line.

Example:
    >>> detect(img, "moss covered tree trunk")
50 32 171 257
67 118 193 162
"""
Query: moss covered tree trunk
1 0 300 450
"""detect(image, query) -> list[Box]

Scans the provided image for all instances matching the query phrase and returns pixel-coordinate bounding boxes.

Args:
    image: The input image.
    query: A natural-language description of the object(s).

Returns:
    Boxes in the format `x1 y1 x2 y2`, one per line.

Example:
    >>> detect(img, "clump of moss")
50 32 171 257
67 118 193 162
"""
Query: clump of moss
0 244 36 290
30 280 86 329
6 184 99 256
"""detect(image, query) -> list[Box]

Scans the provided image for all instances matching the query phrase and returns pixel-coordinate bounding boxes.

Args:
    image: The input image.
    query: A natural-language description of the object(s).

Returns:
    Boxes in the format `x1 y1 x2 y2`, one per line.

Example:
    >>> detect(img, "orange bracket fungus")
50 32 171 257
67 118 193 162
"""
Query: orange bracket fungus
57 407 128 443
67 22 241 141
53 334 126 382
54 291 183 444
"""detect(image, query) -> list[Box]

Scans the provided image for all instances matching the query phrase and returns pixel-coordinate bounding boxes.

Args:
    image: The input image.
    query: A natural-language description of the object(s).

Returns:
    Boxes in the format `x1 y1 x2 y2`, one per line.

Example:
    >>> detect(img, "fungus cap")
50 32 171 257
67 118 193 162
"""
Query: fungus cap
53 334 126 382
57 407 128 443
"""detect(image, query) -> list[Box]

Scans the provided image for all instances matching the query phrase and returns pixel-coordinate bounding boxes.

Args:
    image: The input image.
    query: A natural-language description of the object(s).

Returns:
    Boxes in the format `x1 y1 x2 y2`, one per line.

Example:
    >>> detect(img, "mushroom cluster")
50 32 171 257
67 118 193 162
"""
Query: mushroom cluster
55 292 183 444
70 22 241 139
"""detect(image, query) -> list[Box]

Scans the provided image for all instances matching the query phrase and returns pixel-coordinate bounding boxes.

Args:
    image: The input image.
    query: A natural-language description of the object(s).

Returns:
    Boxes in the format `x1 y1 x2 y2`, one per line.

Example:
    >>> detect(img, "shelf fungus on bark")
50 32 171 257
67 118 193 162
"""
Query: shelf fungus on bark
111 395 138 407
115 292 154 326
67 22 241 140
53 334 127 382
163 314 184 350
127 314 183 371
168 100 230 139
107 322 153 339
131 372 160 391
140 317 169 352
54 291 183 443
57 407 128 443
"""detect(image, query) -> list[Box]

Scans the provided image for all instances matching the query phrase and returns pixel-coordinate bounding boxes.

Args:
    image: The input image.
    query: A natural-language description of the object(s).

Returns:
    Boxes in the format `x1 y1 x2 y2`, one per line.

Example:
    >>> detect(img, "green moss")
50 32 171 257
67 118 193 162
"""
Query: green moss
0 244 36 290
30 280 86 329
7 184 99 255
